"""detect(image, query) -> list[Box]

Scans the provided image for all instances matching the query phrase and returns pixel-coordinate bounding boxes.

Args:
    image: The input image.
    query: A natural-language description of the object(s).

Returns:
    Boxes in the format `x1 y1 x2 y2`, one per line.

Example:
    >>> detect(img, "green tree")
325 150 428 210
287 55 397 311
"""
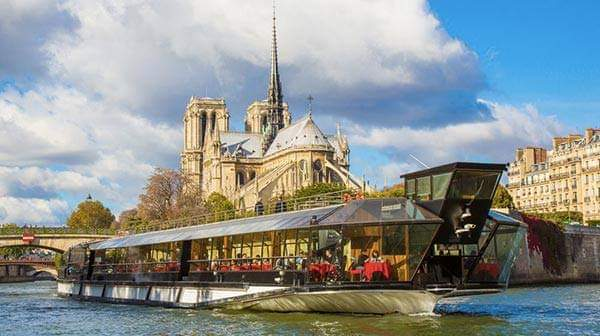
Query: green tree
292 183 346 199
587 220 600 227
0 246 29 259
67 199 115 230
492 185 514 208
525 211 584 227
368 183 405 198
54 253 65 270
204 192 234 214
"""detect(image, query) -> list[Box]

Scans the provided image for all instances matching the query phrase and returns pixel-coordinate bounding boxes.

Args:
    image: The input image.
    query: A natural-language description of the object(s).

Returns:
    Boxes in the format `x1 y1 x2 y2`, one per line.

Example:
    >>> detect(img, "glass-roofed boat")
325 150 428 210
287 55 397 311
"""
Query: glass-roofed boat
57 162 526 315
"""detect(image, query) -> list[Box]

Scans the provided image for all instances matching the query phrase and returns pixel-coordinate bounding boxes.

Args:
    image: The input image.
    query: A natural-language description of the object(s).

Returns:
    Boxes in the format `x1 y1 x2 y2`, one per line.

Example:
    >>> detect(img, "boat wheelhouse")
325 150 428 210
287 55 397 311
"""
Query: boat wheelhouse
58 162 526 314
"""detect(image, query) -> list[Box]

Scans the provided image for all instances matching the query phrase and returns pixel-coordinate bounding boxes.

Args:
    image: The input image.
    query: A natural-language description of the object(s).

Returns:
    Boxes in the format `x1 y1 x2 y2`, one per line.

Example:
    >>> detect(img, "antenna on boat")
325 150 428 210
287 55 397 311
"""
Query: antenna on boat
408 153 430 169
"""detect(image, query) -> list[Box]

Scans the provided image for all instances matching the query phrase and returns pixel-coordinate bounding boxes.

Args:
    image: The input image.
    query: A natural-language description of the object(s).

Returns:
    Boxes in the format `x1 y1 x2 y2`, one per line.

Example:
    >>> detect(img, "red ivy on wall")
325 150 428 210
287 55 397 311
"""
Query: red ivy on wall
521 214 567 275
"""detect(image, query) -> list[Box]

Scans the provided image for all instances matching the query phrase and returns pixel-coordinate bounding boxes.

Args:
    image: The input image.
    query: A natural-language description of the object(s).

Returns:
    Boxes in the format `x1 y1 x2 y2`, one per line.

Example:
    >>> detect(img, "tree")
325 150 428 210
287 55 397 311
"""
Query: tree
204 192 234 220
113 208 146 230
67 199 115 230
137 168 205 220
368 183 405 198
292 183 346 199
492 185 514 208
526 211 583 227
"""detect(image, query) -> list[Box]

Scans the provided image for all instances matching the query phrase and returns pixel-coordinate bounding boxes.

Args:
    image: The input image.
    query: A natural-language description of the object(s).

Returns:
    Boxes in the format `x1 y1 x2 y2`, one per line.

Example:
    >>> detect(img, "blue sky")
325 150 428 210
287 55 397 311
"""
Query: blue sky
430 0 600 129
0 0 595 224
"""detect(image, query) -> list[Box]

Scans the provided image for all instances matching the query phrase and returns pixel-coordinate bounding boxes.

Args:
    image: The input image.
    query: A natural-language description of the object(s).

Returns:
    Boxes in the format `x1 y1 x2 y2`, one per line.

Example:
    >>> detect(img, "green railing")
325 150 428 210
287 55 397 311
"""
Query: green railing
0 226 116 236
126 189 361 234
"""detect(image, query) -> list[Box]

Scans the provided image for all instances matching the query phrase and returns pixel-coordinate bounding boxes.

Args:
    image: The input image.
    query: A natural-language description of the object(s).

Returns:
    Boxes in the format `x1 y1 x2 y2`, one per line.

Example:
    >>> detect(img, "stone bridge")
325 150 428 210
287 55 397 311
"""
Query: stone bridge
0 261 59 279
0 230 114 253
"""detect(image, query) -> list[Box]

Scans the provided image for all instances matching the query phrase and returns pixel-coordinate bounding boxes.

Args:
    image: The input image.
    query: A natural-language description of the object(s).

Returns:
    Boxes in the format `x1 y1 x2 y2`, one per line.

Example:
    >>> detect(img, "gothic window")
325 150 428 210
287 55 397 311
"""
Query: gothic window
313 159 323 182
200 112 208 145
210 113 216 131
248 170 256 181
236 171 246 188
261 115 268 131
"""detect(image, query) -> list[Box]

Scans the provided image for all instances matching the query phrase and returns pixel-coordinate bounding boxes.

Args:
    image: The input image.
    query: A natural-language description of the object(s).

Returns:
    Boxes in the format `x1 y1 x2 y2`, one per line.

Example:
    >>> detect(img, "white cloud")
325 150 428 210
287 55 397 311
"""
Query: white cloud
0 196 69 225
0 1 561 224
40 0 483 124
351 100 564 176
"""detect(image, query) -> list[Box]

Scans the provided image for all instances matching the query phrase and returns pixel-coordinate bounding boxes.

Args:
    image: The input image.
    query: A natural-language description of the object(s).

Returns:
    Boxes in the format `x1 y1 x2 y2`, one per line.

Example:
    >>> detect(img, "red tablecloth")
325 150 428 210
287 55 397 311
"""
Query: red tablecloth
364 261 391 281
309 263 336 281
473 262 500 279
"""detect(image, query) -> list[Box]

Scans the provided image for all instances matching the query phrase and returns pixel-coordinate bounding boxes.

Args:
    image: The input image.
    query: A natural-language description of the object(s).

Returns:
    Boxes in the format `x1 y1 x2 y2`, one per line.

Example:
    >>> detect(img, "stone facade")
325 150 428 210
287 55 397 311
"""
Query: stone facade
510 225 600 285
180 12 366 208
507 128 600 224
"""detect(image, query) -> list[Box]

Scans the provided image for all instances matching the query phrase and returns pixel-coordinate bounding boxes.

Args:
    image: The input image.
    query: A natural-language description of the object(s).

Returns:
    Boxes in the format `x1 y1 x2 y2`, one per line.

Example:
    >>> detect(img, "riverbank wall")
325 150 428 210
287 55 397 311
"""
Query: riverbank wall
510 224 600 285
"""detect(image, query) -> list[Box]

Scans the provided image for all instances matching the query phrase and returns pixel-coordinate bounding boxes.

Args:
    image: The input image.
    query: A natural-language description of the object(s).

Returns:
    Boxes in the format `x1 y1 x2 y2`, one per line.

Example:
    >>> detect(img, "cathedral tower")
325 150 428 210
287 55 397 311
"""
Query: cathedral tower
181 97 229 188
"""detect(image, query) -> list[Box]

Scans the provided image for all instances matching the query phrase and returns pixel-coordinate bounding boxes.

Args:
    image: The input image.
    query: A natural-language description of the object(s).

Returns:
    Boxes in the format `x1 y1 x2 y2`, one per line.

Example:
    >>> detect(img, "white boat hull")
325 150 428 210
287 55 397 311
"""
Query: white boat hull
227 289 438 315
58 281 439 315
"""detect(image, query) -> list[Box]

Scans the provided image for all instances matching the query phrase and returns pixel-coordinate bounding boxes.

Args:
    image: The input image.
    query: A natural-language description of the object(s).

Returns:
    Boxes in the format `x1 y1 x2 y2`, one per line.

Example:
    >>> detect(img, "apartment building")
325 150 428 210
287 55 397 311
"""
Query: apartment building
507 128 600 224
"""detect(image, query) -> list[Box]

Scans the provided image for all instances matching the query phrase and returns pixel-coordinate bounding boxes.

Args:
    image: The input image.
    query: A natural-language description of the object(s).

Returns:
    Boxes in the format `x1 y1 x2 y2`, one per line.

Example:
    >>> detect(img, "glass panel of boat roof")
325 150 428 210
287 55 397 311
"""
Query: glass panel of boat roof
487 210 524 226
90 205 341 250
319 198 442 225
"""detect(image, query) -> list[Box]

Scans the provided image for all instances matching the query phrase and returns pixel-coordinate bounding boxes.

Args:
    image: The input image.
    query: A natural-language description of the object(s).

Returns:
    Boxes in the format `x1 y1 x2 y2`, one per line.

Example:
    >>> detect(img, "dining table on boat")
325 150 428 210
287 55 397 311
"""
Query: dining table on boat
308 263 336 281
363 261 391 281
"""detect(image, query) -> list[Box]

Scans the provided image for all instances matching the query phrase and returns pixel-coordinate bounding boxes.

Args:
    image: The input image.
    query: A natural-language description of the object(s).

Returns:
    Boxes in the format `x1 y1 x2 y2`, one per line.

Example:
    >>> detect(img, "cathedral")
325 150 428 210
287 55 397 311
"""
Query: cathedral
180 11 365 208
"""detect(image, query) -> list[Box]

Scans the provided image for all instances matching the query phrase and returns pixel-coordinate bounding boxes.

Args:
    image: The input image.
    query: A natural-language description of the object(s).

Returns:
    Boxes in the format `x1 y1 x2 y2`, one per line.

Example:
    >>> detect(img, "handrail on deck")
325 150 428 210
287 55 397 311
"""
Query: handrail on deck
125 188 362 234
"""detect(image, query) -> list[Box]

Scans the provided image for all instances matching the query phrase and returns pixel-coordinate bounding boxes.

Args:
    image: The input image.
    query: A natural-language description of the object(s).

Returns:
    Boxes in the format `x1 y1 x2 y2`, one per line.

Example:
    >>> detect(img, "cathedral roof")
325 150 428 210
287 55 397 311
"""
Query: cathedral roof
265 114 334 157
221 132 263 158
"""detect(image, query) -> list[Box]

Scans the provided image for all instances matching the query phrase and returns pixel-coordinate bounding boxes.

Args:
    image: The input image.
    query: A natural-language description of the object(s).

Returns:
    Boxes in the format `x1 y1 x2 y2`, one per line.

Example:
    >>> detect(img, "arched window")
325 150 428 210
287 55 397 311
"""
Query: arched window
200 112 208 145
210 113 216 131
261 116 268 131
236 171 246 188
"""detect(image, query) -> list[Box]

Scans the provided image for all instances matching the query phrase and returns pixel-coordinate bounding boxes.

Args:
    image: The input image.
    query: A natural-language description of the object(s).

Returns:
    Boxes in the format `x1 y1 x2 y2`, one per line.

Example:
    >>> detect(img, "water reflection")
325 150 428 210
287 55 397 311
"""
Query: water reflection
1 281 599 336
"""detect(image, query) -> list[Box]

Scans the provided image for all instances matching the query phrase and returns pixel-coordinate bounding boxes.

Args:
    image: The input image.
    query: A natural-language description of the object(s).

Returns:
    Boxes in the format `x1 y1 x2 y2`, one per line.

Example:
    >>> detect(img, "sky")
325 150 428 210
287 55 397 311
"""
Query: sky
0 0 597 226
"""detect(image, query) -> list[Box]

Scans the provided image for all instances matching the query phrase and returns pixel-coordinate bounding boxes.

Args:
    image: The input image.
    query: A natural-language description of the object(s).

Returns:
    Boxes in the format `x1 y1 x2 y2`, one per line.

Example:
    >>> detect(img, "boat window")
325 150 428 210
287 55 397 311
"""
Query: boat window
382 225 407 255
447 170 501 200
262 232 273 258
231 235 243 259
210 237 224 260
406 179 416 199
297 229 310 257
432 172 452 200
250 232 263 260
191 239 209 260
242 234 253 259
416 177 431 200
282 229 298 257
407 224 439 276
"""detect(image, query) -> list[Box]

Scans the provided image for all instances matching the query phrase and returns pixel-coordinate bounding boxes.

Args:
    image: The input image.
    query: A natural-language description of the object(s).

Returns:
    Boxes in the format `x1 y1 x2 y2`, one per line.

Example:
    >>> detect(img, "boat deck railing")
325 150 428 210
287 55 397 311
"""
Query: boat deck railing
124 189 363 234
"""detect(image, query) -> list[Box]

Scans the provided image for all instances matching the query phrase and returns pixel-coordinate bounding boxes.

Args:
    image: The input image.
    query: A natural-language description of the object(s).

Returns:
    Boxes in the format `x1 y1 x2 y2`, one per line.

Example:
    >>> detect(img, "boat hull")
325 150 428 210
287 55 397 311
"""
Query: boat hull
228 289 438 315
57 280 438 315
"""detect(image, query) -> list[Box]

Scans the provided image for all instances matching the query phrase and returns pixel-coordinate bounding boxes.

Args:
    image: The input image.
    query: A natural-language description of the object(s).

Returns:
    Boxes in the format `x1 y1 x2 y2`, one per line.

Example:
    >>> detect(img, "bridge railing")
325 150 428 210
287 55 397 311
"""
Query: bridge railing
125 189 361 234
0 226 116 236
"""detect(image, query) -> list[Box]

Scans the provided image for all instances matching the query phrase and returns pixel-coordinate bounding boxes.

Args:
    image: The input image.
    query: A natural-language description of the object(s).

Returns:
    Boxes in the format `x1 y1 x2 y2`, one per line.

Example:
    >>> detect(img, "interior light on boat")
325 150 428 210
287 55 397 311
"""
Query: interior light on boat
461 207 472 220
464 223 476 230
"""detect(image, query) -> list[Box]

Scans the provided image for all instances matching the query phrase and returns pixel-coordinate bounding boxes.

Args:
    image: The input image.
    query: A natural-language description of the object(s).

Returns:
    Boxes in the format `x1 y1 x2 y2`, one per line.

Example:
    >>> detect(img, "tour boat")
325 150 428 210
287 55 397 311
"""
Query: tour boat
57 162 526 315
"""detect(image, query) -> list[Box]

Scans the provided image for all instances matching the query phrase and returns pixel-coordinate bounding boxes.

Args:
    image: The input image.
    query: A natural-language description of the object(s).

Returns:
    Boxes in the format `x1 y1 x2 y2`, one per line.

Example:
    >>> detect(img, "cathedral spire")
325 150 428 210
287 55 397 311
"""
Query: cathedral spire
263 2 284 155
267 3 283 108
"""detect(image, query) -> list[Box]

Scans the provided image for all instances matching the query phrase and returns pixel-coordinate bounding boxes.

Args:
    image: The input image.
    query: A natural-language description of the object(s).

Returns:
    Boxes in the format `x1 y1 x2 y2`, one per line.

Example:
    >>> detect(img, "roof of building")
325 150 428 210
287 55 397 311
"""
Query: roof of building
265 114 334 156
220 132 263 158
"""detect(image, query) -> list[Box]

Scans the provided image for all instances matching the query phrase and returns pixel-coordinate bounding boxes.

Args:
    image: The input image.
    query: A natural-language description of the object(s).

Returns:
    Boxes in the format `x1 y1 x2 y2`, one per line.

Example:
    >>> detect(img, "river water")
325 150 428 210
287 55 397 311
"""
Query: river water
1 281 599 336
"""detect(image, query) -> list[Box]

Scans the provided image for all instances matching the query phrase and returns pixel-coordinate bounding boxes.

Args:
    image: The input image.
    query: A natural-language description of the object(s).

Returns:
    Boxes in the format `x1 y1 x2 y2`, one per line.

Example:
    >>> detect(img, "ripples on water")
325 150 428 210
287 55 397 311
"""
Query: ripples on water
1 281 599 336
